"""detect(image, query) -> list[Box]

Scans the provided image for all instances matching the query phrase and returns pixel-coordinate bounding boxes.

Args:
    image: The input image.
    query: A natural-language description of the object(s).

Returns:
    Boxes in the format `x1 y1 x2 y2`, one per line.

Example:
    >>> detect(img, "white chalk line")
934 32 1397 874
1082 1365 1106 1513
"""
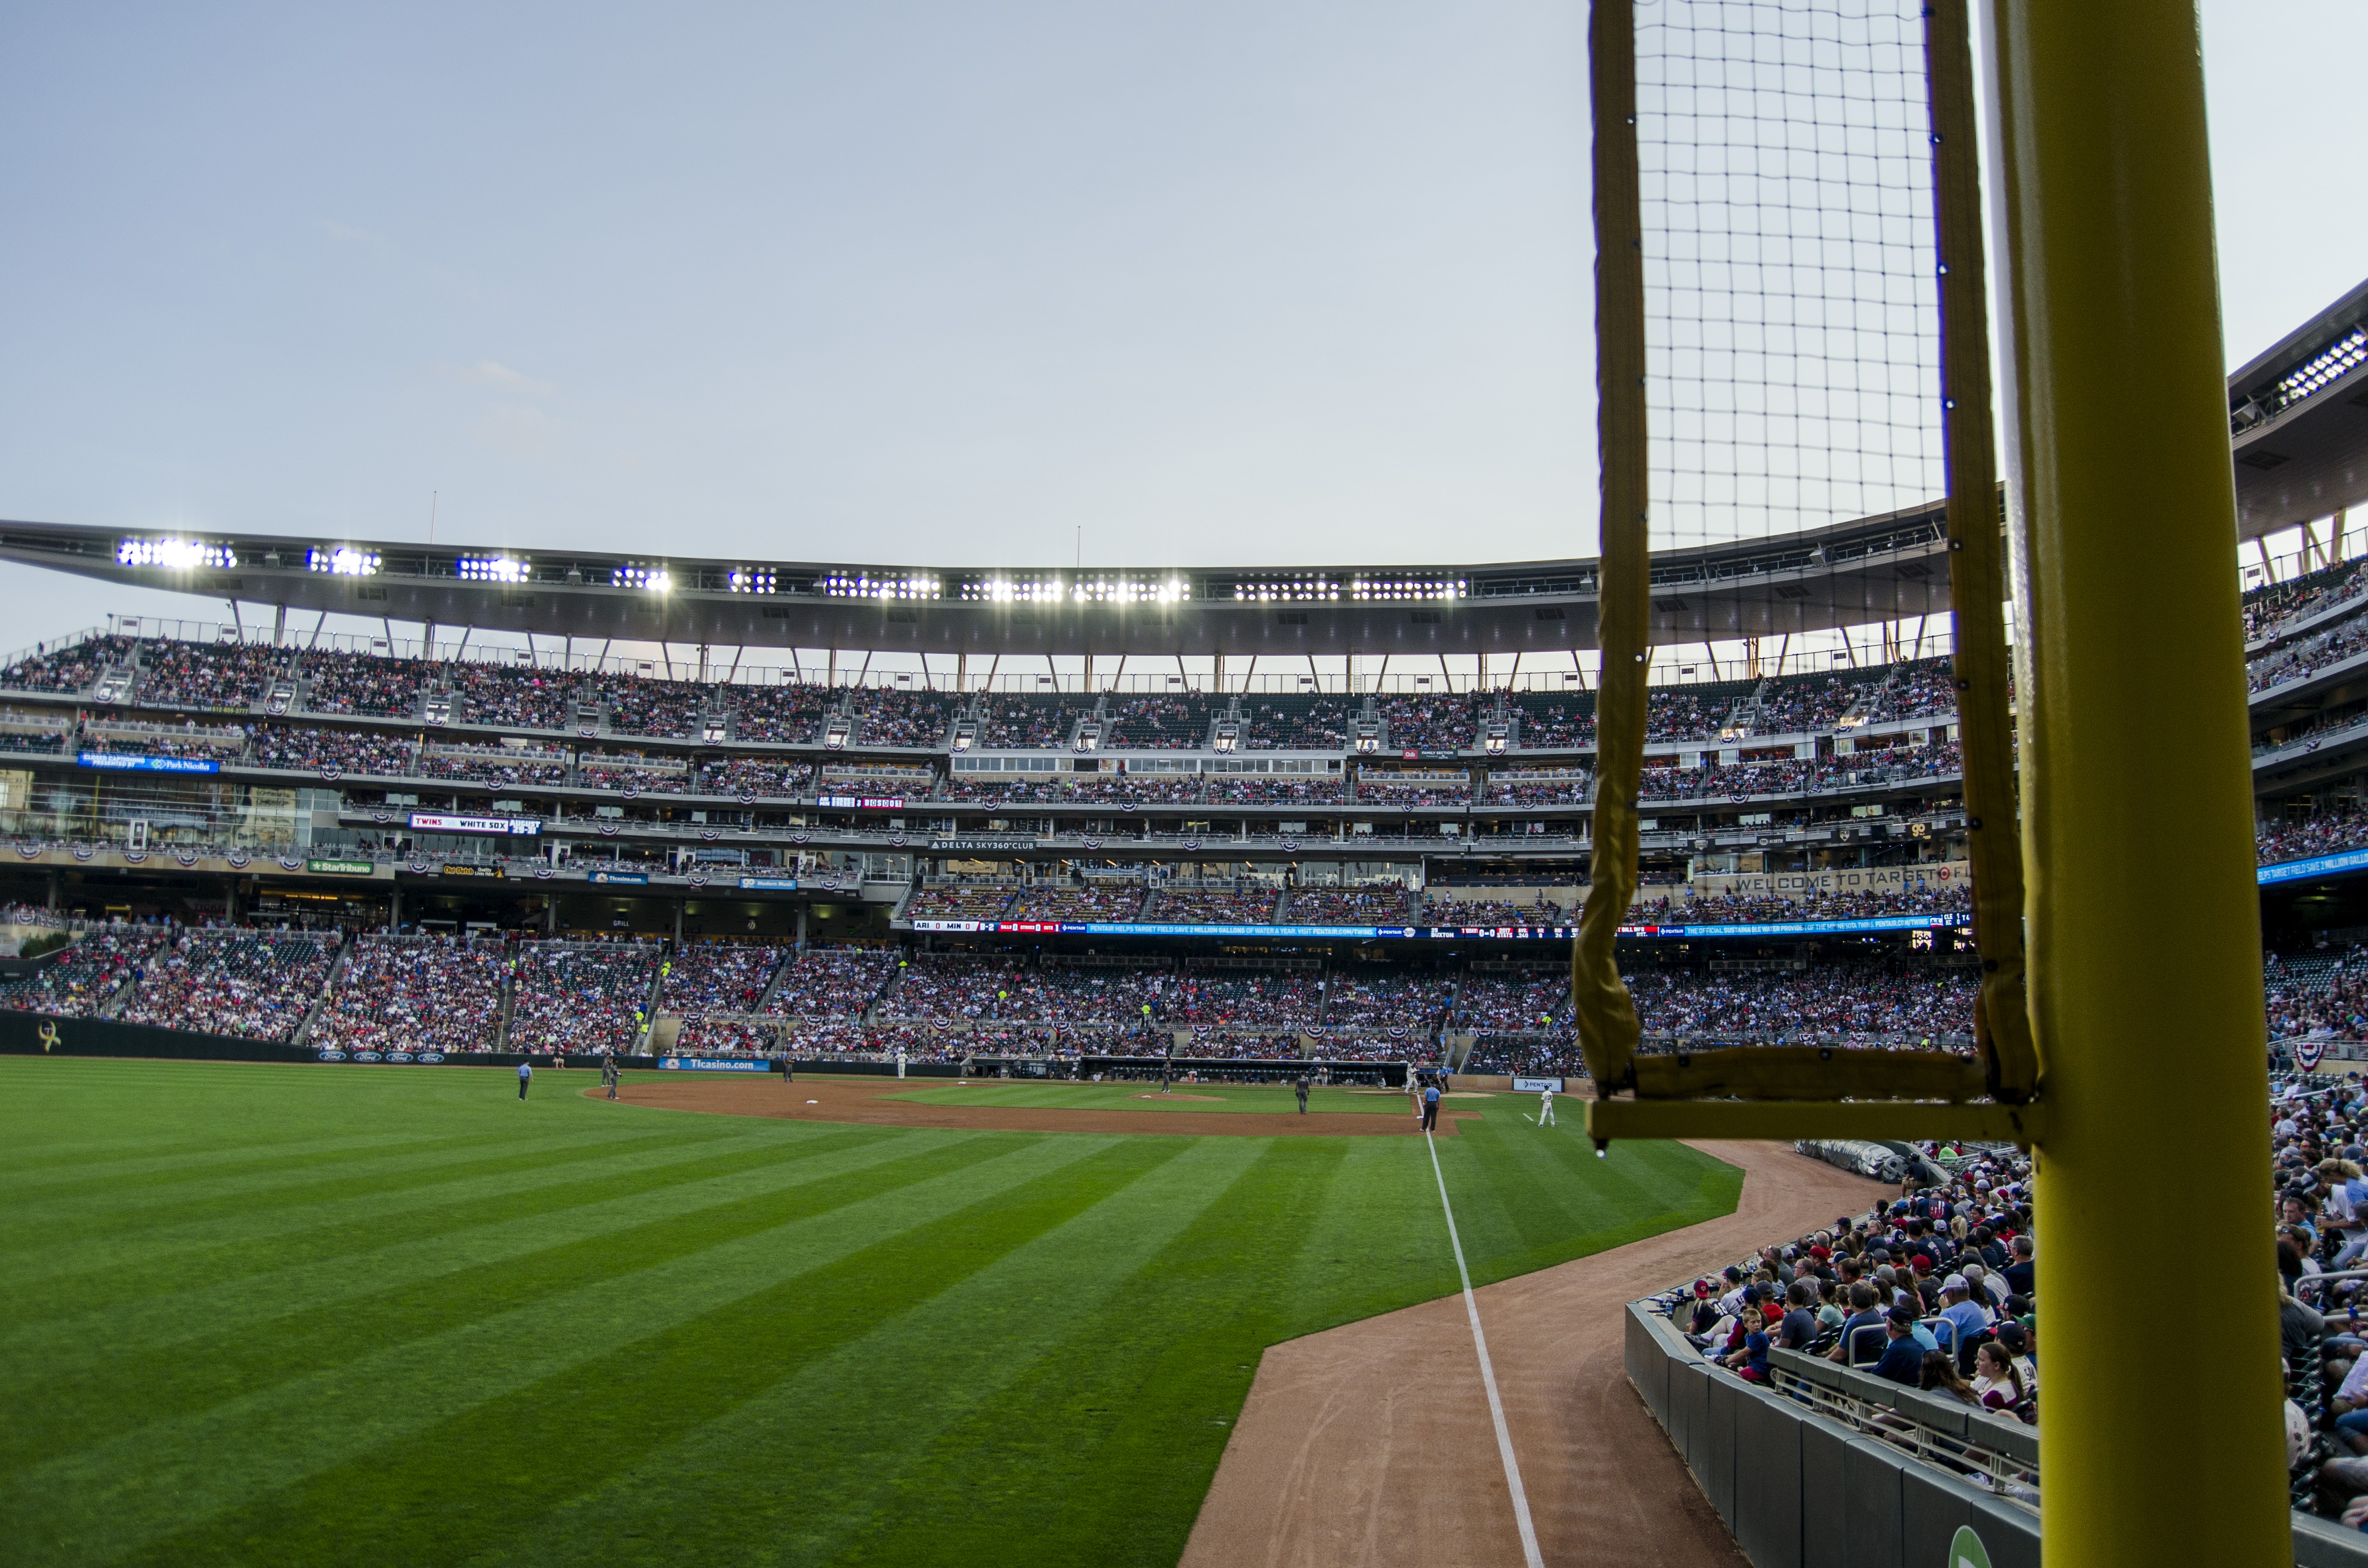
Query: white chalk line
1425 1125 1546 1568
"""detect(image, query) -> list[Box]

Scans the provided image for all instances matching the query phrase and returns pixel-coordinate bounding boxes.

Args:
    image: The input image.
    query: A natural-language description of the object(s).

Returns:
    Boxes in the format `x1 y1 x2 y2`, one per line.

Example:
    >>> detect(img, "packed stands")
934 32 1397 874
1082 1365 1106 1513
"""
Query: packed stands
1444 969 1567 1032
1652 885 1970 924
2247 558 2368 642
765 948 897 1020
1060 775 1202 804
729 684 836 744
137 641 278 711
1646 684 1751 743
0 635 133 695
0 713 71 755
309 935 507 1053
850 689 957 748
450 664 579 730
1201 772 1344 804
879 954 1029 1020
697 757 815 797
994 962 1170 1024
118 931 338 1042
299 650 432 719
1754 670 1883 734
416 742 570 786
604 674 708 739
659 941 788 1051
1240 695 1353 751
0 929 166 1016
1165 967 1324 1027
1487 767 1591 805
2264 948 2368 1043
1512 692 1594 748
979 697 1091 749
1146 886 1279 924
2254 607 2368 694
576 753 691 794
2262 805 2368 866
506 942 660 1053
903 884 1020 922
1005 884 1148 922
1625 957 1976 1043
1321 970 1451 1031
1104 694 1214 750
1355 770 1470 805
1377 693 1475 751
1862 659 1959 723
80 724 245 761
250 723 413 775
1427 896 1572 927
941 775 1068 803
1284 885 1415 926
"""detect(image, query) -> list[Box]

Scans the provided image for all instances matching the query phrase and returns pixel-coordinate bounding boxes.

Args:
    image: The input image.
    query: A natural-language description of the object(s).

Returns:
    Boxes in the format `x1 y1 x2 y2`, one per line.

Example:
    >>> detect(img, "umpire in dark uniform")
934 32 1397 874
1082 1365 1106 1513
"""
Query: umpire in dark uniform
1294 1073 1310 1114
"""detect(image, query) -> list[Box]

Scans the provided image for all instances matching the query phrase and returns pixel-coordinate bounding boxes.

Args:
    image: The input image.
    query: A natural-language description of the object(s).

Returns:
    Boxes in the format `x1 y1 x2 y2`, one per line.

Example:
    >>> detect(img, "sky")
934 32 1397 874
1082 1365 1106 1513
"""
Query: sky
0 0 2358 653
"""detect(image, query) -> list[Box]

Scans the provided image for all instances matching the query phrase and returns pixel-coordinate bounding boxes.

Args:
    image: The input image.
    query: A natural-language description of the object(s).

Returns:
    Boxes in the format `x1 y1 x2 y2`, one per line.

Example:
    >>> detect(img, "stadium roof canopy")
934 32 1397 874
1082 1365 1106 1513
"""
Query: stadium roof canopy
2231 273 2368 540
0 509 1951 659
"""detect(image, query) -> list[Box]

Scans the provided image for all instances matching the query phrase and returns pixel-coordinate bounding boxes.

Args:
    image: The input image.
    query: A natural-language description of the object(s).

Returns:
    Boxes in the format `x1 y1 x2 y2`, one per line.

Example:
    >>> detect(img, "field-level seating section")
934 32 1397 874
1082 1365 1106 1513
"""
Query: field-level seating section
117 931 338 1042
506 943 660 1053
309 936 508 1053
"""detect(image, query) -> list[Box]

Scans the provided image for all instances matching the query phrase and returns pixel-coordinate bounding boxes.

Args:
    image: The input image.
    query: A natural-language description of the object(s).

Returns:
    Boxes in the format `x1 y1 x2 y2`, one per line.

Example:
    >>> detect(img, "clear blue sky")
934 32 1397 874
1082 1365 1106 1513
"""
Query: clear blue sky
0 0 2354 647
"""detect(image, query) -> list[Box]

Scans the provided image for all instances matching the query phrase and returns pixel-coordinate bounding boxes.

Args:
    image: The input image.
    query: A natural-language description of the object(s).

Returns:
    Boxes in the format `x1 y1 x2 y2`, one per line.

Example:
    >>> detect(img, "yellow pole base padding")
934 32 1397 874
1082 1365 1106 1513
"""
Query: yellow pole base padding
1629 1047 1988 1104
1584 1096 2043 1148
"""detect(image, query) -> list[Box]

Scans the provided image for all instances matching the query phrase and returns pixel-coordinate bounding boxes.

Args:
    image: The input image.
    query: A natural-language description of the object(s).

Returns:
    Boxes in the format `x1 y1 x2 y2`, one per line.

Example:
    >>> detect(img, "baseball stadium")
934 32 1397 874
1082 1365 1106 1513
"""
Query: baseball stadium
0 2 2354 1566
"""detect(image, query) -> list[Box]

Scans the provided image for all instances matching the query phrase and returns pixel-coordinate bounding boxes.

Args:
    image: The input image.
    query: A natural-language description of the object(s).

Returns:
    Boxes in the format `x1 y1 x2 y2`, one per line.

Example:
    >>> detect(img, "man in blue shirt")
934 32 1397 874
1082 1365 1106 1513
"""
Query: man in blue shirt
516 1060 532 1101
1421 1081 1441 1132
1937 1274 1993 1355
1872 1308 1927 1385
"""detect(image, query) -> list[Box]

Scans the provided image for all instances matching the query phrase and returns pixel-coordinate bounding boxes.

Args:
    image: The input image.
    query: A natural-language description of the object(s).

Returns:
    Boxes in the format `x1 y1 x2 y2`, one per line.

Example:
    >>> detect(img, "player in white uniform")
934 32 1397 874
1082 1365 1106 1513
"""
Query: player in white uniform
1537 1082 1556 1127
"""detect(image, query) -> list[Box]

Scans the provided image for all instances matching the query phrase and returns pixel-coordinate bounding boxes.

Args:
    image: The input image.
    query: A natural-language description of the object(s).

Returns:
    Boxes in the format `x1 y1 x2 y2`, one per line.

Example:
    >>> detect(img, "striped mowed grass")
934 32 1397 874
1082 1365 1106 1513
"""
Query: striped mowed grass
0 1056 1739 1567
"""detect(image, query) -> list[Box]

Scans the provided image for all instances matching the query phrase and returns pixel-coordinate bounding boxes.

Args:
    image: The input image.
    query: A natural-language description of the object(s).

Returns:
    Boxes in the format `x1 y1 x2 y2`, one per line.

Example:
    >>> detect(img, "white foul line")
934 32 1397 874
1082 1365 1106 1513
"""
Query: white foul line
1426 1125 1547 1568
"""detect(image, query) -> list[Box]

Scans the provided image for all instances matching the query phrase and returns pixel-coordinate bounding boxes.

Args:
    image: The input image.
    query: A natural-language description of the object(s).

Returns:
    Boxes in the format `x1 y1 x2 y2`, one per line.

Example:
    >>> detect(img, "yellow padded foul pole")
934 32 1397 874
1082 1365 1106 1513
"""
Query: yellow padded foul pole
1985 1 2286 1561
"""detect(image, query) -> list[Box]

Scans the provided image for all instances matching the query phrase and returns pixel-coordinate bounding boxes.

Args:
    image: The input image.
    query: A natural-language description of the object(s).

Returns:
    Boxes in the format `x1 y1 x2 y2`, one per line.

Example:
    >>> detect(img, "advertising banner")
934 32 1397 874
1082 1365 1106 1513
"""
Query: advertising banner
738 875 799 890
304 859 376 875
1511 1076 1566 1093
659 1056 772 1072
818 794 905 809
2261 847 2368 885
588 870 649 885
78 752 219 775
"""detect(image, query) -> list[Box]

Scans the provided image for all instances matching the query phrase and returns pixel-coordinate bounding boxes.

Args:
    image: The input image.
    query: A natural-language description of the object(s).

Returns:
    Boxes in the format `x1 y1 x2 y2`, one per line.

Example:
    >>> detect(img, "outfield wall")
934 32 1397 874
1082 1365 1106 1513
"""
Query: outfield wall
1623 1301 2368 1568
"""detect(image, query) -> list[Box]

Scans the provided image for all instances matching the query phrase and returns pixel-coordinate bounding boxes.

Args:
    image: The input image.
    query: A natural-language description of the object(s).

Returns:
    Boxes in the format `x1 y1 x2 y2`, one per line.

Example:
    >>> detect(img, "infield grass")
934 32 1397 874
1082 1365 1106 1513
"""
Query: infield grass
1 1056 1739 1567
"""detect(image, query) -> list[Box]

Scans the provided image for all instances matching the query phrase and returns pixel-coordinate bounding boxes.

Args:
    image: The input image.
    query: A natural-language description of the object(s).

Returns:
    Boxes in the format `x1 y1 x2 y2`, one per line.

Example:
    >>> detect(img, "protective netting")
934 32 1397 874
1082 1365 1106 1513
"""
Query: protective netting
1639 0 1942 549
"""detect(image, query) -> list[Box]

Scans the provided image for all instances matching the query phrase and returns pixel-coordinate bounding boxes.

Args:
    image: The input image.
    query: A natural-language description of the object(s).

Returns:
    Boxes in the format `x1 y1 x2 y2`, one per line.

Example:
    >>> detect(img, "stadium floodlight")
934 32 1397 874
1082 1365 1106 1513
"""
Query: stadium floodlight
611 565 671 591
823 571 939 601
455 555 530 583
118 537 236 571
1348 576 1465 602
729 569 777 594
305 546 380 577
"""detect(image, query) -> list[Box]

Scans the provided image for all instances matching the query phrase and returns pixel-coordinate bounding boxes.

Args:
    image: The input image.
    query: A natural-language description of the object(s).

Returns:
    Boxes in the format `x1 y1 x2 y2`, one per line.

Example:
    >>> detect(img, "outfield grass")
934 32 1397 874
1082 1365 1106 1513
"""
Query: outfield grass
1 1057 1739 1567
893 1080 1425 1114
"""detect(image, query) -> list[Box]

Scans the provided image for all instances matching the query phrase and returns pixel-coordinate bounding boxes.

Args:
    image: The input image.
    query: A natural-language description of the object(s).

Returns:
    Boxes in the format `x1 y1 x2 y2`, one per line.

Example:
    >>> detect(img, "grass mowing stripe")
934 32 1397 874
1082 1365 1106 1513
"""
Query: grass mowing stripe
0 1126 908 1363
893 1082 1415 1115
105 1137 1187 1568
0 1128 987 1470
498 1137 1273 1567
0 1126 692 1249
841 1137 1355 1567
6 1133 1103 1568
0 1130 465 1192
2 1124 813 1309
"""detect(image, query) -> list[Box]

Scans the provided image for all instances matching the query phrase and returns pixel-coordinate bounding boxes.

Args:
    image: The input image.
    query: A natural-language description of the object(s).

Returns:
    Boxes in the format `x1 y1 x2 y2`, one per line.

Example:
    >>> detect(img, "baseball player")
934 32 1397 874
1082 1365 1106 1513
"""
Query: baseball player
1537 1081 1557 1127
516 1059 532 1101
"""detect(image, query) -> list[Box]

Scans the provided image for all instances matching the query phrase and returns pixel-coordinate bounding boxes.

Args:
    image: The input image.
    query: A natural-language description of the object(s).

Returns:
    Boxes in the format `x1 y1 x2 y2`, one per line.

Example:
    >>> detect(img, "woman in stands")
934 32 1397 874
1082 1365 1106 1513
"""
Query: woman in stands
1919 1351 1982 1409
1972 1340 2029 1415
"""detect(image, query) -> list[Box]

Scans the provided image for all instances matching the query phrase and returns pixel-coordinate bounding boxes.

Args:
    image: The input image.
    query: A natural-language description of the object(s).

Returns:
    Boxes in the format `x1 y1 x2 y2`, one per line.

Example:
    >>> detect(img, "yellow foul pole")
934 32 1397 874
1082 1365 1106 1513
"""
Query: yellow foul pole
1985 1 2286 1561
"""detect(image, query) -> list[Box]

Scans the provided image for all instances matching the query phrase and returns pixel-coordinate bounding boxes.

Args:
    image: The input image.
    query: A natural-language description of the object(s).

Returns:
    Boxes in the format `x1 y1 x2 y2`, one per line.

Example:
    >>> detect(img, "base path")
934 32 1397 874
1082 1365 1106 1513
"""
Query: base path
604 1074 1474 1138
1180 1139 1886 1568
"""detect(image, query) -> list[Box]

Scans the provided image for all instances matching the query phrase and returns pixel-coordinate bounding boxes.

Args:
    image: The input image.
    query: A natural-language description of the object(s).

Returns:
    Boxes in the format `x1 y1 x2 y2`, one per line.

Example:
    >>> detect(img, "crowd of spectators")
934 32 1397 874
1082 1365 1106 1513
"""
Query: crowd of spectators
1650 883 1971 924
1060 775 1203 804
1754 672 1878 734
980 698 1090 748
941 775 1067 803
137 642 278 711
1355 773 1469 806
1444 971 1567 1032
1162 968 1324 1029
1646 688 1743 743
1427 897 1570 927
2253 608 2368 695
1144 887 1280 924
1103 695 1214 750
602 675 708 739
764 948 897 1018
1488 769 1592 805
1005 884 1148 922
250 723 414 775
417 743 570 786
575 754 690 793
1202 774 1344 804
903 884 1020 922
696 758 815 797
300 650 433 719
449 664 579 730
1240 696 1352 750
0 715 71 755
989 963 1170 1024
0 928 165 1016
2262 806 2368 867
1862 660 1960 723
729 684 837 744
2247 560 2368 642
659 941 789 1051
1321 972 1452 1031
848 689 957 748
1284 885 1415 925
118 931 338 1042
879 954 1030 1020
80 724 245 761
2 636 136 695
506 942 660 1053
1377 694 1476 751
2265 949 2368 1043
1625 958 1977 1043
1512 695 1594 748
309 936 507 1053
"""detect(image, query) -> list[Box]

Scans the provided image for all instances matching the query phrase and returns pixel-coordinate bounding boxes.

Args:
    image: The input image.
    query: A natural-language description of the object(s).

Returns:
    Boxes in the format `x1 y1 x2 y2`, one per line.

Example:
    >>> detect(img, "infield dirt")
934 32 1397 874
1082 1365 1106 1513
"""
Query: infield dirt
604 1073 1476 1136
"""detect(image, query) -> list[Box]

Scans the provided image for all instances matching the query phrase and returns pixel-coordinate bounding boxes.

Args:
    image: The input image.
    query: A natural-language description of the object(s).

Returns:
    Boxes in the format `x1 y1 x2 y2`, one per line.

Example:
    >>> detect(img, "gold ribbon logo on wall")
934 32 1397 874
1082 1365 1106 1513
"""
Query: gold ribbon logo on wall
36 1020 60 1053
